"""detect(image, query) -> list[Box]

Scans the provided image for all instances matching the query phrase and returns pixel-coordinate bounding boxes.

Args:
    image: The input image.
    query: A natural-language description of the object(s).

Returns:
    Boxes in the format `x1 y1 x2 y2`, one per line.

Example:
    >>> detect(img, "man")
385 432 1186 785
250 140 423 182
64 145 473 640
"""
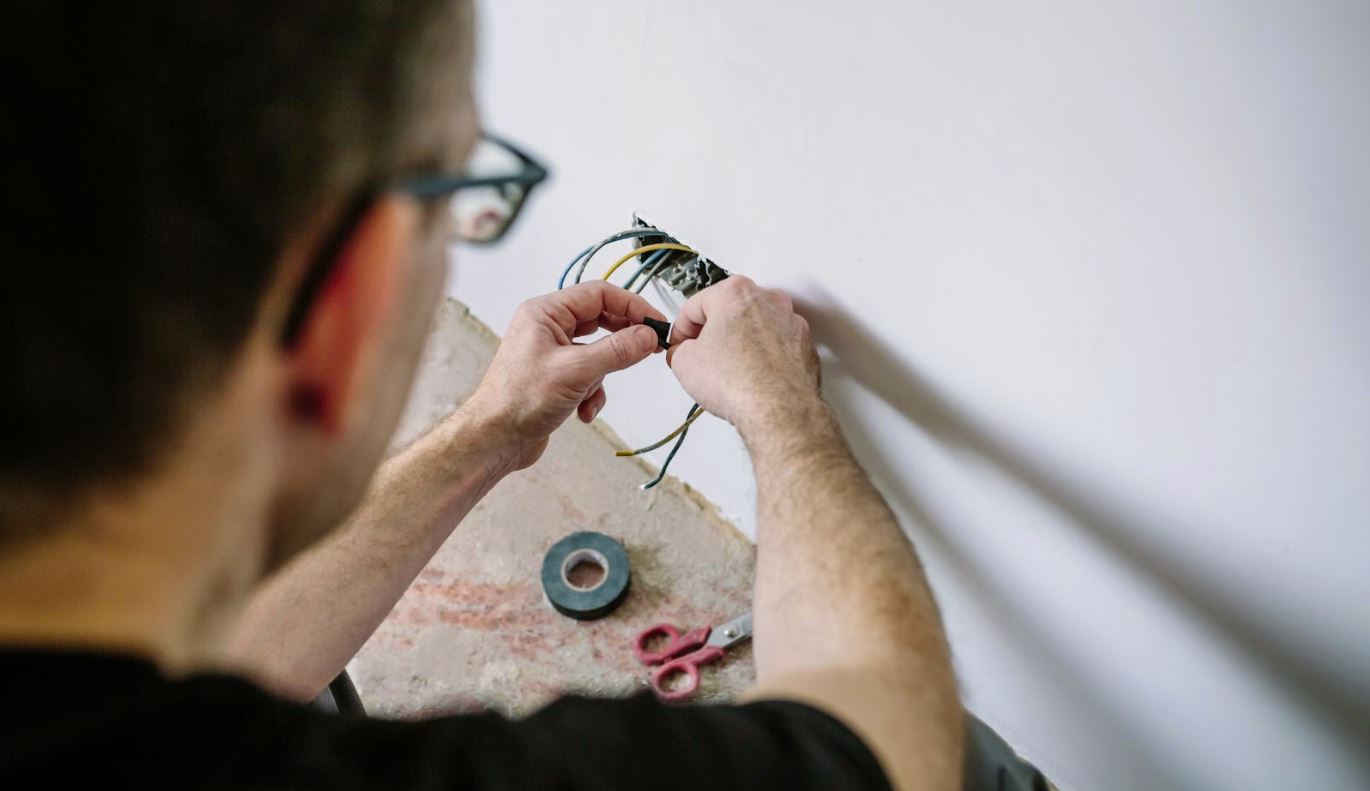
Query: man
1 2 962 788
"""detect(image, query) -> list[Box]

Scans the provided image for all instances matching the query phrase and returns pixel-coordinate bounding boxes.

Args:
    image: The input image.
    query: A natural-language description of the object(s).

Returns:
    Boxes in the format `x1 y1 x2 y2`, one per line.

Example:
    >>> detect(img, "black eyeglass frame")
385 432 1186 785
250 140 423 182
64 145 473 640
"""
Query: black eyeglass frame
281 132 550 346
399 131 549 243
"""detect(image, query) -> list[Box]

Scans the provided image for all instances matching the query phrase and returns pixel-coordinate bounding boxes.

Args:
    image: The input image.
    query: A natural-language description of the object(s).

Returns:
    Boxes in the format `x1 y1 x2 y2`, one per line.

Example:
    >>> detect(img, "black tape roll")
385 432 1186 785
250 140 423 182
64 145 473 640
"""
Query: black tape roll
540 531 631 621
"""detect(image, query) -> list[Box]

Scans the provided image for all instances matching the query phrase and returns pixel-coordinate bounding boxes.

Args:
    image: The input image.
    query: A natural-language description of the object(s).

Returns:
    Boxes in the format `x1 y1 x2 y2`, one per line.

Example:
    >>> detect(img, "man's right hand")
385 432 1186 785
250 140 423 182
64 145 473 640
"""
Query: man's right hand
673 276 963 791
666 276 821 432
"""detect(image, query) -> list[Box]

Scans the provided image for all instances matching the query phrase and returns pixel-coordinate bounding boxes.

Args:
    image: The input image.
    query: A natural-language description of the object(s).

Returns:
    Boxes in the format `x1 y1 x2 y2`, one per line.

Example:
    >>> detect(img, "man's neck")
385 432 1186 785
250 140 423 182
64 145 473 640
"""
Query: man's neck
0 456 271 675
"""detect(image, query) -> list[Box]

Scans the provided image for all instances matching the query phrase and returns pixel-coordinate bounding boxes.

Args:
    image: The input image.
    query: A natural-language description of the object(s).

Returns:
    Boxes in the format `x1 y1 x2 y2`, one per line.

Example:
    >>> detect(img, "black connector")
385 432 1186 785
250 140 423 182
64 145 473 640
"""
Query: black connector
642 317 672 350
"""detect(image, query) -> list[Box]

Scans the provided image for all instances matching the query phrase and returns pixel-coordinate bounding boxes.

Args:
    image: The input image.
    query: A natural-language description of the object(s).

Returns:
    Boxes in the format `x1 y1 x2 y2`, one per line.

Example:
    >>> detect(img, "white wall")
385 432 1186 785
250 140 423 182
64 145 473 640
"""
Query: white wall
449 2 1370 789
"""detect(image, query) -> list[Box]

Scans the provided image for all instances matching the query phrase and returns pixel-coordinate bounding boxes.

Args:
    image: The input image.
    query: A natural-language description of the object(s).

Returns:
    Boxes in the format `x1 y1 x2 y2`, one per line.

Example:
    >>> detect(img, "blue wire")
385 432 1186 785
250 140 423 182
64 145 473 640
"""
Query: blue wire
623 249 670 291
558 245 593 289
634 251 688 295
561 229 673 289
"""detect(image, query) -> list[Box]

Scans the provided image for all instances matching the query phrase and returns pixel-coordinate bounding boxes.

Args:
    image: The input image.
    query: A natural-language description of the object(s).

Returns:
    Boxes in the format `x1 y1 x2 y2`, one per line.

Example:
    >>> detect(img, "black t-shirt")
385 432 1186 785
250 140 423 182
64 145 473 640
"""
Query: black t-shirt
0 649 890 789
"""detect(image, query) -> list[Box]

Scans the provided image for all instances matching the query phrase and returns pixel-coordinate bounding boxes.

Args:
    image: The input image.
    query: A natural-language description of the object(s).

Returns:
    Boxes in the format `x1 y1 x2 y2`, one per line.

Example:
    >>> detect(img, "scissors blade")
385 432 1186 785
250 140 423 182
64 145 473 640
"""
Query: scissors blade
705 612 753 649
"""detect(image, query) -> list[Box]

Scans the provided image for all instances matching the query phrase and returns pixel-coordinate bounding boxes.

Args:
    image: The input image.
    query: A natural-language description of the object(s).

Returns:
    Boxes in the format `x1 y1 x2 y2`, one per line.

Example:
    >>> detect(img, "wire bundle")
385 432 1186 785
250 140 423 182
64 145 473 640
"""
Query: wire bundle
558 228 707 489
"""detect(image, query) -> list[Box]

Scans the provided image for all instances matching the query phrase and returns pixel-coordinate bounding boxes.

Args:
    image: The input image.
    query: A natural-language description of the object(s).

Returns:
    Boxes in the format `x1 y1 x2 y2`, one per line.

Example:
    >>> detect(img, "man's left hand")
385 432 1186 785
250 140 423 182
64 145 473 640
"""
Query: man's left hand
461 281 667 471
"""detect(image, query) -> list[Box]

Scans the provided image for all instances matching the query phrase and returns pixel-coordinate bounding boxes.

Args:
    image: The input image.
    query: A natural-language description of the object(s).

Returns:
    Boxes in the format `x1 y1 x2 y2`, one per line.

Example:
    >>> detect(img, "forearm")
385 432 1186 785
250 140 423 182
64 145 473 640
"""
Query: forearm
225 405 516 700
659 274 960 786
223 282 667 700
746 397 944 675
743 396 962 790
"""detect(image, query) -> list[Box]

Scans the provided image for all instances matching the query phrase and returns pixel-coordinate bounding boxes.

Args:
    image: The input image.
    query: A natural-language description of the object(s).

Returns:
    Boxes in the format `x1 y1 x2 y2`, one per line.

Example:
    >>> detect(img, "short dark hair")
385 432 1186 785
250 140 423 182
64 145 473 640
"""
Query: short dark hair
0 1 470 538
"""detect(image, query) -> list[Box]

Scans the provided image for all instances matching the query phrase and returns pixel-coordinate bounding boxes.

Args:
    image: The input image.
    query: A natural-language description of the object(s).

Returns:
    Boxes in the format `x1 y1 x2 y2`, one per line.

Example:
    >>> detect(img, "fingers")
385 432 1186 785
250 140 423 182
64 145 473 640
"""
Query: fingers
668 275 809 350
668 275 770 346
578 383 607 423
574 312 635 338
666 277 813 385
668 283 723 347
528 281 668 341
665 335 695 371
573 324 659 377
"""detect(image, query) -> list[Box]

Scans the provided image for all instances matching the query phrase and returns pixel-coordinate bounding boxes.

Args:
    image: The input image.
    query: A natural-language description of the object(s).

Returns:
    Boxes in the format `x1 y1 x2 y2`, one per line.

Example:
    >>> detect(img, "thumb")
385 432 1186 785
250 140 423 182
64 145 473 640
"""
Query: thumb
578 324 658 376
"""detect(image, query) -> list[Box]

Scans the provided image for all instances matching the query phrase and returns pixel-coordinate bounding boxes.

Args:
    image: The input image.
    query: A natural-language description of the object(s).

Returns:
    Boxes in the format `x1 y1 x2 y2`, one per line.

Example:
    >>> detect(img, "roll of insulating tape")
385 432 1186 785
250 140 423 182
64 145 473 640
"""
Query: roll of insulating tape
540 531 631 621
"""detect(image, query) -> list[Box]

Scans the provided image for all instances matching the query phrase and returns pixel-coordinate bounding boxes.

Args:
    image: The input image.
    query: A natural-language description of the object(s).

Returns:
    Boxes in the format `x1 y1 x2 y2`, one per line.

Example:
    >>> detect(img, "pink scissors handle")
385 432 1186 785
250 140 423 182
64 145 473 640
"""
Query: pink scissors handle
650 646 726 701
633 623 711 666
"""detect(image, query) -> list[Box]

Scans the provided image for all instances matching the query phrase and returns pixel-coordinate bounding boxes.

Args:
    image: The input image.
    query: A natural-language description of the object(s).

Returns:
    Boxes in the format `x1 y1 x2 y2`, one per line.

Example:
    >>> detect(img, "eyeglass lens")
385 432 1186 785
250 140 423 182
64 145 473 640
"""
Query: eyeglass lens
449 138 528 243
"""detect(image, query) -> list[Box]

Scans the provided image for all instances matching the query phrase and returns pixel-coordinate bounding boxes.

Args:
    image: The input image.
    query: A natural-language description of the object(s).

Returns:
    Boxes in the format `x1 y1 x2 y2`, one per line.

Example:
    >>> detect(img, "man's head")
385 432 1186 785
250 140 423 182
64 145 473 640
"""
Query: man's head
1 2 477 569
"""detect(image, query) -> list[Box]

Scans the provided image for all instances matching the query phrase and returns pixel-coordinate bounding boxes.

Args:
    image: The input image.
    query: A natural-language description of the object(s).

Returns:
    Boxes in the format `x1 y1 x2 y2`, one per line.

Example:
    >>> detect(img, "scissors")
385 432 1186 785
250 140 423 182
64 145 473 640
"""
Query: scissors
632 611 753 701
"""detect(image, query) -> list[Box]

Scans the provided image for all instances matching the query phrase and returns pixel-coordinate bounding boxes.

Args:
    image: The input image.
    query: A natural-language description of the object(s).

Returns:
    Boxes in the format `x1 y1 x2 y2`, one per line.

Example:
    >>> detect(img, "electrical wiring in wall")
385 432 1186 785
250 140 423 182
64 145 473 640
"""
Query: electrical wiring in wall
600 243 695 281
557 222 730 490
557 228 669 289
650 275 683 314
623 249 669 291
632 251 674 294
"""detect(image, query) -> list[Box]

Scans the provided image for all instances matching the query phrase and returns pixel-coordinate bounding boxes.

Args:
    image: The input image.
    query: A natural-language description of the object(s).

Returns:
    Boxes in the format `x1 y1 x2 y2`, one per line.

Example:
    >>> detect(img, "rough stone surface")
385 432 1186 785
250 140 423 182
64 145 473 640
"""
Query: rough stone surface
350 299 756 719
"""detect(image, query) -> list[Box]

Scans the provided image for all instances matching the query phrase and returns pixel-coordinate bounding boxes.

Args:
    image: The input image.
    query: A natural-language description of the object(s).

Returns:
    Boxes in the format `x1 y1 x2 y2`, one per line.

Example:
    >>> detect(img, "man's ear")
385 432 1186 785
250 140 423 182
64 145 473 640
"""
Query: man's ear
285 195 421 434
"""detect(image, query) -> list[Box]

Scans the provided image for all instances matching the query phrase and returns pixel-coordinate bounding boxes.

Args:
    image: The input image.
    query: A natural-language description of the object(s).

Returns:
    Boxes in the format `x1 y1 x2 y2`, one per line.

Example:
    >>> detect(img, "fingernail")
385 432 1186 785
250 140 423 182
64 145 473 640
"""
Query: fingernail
589 404 602 420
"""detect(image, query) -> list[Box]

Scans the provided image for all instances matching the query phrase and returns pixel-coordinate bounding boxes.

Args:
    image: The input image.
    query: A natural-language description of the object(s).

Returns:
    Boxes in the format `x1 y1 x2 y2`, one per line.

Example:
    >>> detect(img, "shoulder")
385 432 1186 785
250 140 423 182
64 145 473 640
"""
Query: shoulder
1 652 887 790
487 693 893 790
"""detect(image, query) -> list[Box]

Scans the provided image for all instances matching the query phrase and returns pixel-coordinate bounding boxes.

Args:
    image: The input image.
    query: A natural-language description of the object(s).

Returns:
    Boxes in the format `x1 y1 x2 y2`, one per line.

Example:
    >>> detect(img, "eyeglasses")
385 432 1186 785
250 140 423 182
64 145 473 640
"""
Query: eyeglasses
282 131 549 345
401 132 550 244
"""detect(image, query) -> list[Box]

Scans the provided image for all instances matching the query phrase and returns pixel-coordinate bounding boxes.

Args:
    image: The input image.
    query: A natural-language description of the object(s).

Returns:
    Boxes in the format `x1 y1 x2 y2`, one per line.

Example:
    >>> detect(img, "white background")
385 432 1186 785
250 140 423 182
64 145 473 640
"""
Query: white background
449 2 1370 789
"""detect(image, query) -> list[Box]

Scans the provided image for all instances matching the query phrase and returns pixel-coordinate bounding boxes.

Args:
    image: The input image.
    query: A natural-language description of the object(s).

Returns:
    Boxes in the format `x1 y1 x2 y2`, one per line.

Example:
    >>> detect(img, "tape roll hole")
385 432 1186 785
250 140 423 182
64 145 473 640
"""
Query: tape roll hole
561 548 608 592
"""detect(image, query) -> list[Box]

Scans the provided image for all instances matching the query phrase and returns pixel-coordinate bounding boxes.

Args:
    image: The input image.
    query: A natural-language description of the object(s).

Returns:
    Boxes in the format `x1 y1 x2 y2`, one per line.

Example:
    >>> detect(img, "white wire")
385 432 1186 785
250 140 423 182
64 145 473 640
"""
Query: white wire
651 276 682 318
